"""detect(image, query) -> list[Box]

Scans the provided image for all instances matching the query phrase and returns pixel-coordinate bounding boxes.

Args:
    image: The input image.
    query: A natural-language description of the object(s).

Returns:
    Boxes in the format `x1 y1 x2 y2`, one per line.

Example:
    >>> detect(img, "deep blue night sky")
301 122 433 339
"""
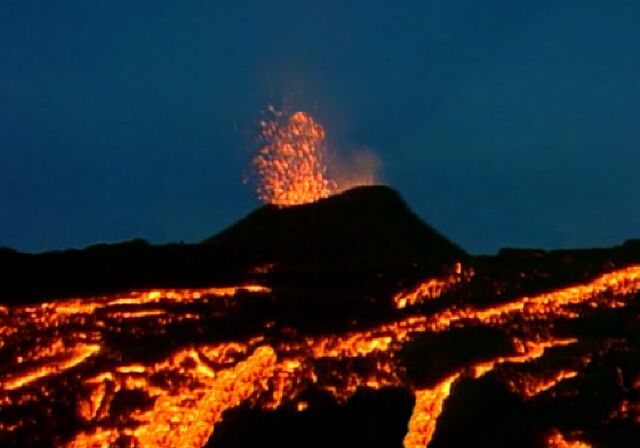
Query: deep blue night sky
1 1 639 254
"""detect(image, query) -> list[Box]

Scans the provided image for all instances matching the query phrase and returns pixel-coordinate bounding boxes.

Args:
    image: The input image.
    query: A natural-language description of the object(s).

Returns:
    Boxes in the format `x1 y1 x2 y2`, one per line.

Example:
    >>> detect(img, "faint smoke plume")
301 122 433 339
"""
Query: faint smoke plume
329 148 381 193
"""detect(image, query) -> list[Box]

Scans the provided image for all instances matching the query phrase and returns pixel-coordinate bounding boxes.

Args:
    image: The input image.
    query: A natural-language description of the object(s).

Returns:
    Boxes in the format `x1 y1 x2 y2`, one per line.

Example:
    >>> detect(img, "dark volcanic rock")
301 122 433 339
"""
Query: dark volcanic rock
429 377 544 448
205 185 467 272
0 186 467 304
400 326 515 388
206 387 414 448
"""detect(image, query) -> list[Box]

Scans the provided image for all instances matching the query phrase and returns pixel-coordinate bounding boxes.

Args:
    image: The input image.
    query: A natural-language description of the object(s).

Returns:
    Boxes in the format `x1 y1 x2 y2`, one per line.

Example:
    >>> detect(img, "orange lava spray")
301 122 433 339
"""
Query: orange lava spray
253 107 336 206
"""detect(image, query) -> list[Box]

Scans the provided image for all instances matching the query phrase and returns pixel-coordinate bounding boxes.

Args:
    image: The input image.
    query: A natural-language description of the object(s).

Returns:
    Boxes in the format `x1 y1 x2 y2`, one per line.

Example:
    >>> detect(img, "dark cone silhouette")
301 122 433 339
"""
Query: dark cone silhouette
0 186 466 303
205 185 467 271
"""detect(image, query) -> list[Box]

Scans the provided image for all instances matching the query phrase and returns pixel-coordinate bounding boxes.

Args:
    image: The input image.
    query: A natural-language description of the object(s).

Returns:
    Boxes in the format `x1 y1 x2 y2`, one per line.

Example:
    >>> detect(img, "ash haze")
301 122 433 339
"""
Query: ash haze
1 1 639 254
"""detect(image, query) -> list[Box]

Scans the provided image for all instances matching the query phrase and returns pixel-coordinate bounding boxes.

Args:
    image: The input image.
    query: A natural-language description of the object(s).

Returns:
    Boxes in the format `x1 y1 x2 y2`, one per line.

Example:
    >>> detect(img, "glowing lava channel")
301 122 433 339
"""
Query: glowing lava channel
0 266 639 446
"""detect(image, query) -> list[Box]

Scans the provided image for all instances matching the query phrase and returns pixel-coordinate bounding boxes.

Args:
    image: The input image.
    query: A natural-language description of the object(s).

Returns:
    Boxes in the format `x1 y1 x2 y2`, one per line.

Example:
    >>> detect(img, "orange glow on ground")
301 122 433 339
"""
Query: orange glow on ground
65 345 277 448
546 429 592 448
0 265 639 446
393 263 470 309
1 342 101 391
403 372 460 448
421 265 640 331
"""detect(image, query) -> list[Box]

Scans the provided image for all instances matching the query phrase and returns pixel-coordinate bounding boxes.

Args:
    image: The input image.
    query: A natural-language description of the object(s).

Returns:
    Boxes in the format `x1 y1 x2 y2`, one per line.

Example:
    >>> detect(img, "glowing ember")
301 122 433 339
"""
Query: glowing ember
546 429 592 448
253 107 336 206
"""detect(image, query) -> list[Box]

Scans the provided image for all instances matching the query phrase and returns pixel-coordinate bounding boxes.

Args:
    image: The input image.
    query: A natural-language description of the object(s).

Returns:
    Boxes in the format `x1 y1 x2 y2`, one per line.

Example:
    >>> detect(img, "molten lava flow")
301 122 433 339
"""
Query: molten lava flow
1 342 101 391
106 284 271 307
65 345 277 448
253 107 336 206
469 339 578 380
0 265 639 446
0 283 273 446
422 265 640 332
403 338 577 448
393 263 471 309
403 372 461 448
507 370 579 399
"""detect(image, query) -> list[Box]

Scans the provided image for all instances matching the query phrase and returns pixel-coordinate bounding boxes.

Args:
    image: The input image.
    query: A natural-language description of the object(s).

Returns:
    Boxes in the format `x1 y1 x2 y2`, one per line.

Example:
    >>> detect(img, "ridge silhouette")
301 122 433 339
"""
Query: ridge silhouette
0 186 466 303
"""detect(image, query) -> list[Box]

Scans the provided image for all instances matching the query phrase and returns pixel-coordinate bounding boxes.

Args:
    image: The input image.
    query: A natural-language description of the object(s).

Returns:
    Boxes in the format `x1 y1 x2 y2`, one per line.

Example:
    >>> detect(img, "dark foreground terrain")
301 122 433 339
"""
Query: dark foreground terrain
1 186 639 447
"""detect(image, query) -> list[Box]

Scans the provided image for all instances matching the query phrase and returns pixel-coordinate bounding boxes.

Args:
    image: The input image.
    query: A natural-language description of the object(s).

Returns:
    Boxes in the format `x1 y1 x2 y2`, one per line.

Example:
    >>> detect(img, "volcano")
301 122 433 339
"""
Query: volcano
0 185 465 304
205 185 466 269
0 187 639 448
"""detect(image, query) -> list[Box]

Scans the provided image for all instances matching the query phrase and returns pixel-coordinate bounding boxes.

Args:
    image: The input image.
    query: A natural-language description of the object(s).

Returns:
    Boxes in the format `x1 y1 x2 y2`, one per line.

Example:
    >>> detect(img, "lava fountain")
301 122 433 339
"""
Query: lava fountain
251 107 378 206
252 107 337 206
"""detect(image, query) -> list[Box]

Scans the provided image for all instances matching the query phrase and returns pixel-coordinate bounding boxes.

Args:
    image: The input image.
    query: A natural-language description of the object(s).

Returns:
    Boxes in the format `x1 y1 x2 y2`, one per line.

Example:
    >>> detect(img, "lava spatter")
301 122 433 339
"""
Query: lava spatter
253 108 336 206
